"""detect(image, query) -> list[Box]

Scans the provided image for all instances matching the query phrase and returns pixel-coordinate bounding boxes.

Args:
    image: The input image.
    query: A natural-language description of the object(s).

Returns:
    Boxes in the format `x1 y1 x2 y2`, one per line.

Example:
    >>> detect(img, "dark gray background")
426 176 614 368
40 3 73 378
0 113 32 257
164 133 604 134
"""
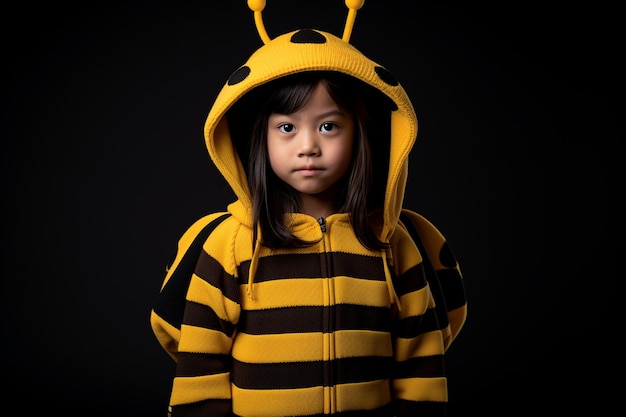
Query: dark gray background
3 1 622 415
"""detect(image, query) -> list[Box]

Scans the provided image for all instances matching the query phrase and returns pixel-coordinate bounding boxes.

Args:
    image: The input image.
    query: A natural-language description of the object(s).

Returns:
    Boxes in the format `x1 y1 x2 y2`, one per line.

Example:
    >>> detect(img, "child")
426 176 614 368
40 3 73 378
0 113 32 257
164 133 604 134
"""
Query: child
151 1 466 416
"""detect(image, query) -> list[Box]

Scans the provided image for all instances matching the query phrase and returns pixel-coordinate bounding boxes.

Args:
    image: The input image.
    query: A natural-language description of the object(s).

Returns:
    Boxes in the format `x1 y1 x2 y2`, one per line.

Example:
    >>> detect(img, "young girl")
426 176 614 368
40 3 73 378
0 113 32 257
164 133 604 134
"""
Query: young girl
151 2 466 416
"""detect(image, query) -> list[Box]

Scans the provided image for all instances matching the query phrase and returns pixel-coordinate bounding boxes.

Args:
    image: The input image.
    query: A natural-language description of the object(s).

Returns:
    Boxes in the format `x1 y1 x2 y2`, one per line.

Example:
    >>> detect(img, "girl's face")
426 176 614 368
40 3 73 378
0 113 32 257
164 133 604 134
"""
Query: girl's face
267 81 355 206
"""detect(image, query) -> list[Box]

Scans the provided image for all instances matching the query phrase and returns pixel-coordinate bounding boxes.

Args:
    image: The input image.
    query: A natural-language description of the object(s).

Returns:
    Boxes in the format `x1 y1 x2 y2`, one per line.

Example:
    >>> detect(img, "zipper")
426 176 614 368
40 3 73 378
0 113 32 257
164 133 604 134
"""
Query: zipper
317 215 333 411
317 217 326 232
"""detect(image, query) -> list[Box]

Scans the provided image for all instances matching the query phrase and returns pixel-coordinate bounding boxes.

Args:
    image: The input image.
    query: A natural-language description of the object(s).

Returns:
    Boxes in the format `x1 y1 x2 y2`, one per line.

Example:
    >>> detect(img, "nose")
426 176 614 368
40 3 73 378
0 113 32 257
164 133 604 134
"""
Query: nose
297 129 320 157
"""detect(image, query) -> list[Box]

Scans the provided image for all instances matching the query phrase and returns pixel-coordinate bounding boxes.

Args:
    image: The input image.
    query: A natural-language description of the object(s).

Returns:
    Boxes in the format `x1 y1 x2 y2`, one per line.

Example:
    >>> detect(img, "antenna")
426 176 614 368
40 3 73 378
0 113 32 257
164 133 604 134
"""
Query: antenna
246 0 365 45
342 0 365 42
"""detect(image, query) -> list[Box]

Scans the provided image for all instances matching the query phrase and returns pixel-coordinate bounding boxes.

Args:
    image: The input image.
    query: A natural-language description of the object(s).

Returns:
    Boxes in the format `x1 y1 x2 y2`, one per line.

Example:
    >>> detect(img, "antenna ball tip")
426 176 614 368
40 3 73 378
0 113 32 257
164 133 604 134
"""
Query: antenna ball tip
247 0 266 12
345 0 365 10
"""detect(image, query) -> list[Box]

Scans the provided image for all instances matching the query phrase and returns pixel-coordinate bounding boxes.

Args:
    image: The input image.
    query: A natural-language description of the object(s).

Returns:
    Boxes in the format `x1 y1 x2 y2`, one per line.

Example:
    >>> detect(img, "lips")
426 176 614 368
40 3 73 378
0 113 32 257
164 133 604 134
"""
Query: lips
295 166 323 176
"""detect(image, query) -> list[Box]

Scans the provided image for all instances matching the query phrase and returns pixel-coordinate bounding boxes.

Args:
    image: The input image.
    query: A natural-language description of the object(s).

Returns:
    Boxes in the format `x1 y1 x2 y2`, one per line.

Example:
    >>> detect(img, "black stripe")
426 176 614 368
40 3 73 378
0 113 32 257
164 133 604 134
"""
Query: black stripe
266 405 394 417
153 213 231 330
232 356 394 389
171 398 231 417
183 300 235 337
392 262 428 297
238 304 392 334
175 352 231 377
437 267 467 311
394 354 446 379
399 212 450 330
238 252 385 283
393 307 442 338
394 399 447 416
194 250 240 304
320 405 394 417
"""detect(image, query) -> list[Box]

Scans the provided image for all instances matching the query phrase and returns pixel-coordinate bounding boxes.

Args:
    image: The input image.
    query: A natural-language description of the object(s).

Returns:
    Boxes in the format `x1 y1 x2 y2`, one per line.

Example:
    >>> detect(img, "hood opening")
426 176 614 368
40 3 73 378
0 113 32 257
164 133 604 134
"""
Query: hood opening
225 70 394 219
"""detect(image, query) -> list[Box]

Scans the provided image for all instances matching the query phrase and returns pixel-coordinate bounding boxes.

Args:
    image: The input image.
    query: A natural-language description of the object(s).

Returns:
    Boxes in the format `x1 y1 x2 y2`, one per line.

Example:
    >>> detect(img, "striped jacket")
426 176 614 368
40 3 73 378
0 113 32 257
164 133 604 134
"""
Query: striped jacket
151 202 466 416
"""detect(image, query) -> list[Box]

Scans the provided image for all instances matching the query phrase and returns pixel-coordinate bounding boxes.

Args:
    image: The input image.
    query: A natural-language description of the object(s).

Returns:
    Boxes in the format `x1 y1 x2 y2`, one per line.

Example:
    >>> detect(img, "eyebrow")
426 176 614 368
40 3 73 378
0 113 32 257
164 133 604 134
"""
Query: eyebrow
271 109 347 119
316 109 348 119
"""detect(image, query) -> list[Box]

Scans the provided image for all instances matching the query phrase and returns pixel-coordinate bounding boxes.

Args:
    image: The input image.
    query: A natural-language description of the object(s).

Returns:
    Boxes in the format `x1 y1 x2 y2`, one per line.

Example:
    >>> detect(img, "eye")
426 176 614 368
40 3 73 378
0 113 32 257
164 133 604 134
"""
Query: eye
278 123 295 133
320 122 337 133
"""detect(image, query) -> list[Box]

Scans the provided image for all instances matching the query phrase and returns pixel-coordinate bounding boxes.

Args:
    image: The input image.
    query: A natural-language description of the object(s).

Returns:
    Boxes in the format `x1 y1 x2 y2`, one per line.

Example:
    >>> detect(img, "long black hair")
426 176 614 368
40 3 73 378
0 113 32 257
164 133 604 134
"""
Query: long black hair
228 71 392 250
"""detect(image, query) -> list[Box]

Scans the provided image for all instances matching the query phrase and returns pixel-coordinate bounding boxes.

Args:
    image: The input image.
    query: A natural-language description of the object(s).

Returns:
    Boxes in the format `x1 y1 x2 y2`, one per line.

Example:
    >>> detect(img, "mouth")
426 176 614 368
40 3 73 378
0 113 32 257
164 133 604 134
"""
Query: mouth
295 166 323 176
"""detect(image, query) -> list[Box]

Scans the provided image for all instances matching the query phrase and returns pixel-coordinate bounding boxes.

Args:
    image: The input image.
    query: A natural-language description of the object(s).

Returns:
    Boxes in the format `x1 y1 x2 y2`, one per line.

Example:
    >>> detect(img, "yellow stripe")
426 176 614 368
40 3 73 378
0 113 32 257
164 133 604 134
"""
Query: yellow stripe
232 385 324 416
333 277 391 306
232 332 324 362
335 330 392 358
397 285 430 318
240 276 390 309
187 275 240 321
178 325 232 354
170 373 231 405
231 380 392 415
149 311 181 360
393 376 448 402
336 380 391 411
395 330 445 360
447 304 468 349
232 330 392 363
240 278 323 309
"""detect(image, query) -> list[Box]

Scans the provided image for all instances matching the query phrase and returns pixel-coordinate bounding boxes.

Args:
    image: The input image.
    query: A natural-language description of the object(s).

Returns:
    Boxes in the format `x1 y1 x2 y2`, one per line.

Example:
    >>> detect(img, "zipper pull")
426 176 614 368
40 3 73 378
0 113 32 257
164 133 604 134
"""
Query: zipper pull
317 217 326 232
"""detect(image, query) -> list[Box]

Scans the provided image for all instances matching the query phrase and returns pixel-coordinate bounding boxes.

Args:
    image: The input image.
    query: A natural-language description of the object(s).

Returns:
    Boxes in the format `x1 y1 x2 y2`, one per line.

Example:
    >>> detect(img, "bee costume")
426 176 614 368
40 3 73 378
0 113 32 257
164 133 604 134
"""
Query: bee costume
151 1 467 415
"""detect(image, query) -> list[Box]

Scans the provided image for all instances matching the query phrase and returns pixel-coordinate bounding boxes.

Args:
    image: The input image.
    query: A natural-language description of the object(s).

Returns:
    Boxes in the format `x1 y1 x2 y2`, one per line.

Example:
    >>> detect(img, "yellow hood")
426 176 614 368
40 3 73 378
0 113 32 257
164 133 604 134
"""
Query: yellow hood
203 2 417 243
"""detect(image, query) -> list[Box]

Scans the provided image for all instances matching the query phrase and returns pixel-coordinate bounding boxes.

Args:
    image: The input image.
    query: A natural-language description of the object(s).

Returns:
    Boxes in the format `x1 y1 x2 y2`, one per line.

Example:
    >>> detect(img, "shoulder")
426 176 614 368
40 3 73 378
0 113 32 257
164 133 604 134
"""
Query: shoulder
182 212 231 239
200 212 254 271
398 209 458 270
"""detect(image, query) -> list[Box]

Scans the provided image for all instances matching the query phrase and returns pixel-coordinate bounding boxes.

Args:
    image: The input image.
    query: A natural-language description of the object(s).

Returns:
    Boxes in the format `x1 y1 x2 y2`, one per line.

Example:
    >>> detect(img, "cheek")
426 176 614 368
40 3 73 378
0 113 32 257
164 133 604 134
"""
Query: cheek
332 140 354 175
267 139 288 174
